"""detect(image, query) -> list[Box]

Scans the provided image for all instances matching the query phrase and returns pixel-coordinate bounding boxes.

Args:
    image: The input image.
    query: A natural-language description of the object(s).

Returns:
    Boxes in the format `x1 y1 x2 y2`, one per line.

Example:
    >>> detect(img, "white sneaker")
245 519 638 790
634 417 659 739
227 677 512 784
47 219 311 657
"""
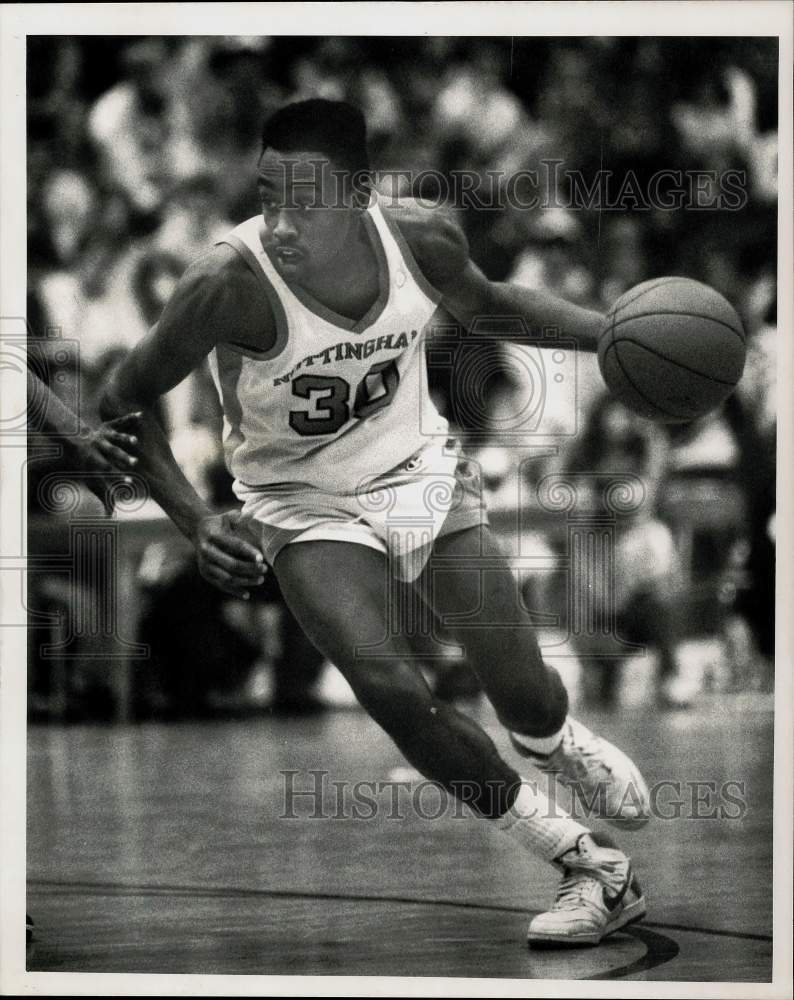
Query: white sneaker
528 833 646 947
510 716 651 830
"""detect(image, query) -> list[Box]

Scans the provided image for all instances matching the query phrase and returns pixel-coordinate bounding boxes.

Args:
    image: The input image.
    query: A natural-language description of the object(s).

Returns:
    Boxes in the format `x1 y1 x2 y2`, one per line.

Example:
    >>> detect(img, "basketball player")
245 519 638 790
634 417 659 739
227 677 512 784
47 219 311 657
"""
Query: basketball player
101 100 650 947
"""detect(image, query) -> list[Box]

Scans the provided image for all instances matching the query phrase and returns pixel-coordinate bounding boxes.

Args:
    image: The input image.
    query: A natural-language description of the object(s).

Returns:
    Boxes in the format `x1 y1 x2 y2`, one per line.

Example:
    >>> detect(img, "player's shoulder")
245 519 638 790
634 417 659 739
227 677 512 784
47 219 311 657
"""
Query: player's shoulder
181 242 260 297
171 243 276 347
380 197 469 291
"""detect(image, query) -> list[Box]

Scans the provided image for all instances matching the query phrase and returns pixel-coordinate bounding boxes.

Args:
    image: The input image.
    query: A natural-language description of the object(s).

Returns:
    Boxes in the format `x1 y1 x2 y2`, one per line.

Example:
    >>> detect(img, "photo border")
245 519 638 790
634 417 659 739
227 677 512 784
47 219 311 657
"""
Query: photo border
1 3 791 996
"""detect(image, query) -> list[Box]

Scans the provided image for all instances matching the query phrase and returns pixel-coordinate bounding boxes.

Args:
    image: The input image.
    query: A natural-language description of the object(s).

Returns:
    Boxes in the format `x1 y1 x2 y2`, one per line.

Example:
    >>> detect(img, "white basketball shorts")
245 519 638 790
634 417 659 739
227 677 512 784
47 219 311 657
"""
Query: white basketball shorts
234 438 488 581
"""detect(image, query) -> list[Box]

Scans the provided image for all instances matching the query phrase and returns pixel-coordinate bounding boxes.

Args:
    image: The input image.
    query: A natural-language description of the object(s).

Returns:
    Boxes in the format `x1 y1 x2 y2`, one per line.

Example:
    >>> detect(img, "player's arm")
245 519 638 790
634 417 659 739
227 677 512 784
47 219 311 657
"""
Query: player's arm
99 249 233 537
388 200 604 351
447 259 604 352
29 368 141 514
31 367 140 470
99 248 267 596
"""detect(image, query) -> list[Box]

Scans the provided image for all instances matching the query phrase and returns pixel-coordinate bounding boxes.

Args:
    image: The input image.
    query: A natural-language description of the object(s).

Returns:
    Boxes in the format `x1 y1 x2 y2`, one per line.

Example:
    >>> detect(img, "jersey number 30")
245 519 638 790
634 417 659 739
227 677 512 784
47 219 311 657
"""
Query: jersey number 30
289 360 400 436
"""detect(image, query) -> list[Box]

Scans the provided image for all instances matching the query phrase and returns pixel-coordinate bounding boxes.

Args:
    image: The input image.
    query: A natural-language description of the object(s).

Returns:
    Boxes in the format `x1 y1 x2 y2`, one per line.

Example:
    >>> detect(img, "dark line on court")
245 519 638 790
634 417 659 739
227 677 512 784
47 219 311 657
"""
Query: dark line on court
642 920 772 943
25 876 557 913
28 878 772 943
591 925 680 979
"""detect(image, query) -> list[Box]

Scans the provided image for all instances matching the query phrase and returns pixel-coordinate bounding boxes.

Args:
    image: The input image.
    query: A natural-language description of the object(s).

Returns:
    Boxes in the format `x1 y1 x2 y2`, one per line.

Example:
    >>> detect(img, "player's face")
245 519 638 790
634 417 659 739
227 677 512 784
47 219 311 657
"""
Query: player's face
257 149 357 283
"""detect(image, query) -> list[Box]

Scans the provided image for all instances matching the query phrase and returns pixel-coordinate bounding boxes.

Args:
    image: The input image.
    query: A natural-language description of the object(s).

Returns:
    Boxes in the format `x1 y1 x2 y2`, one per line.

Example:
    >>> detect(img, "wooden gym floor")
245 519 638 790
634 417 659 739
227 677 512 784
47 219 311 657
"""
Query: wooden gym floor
27 694 774 982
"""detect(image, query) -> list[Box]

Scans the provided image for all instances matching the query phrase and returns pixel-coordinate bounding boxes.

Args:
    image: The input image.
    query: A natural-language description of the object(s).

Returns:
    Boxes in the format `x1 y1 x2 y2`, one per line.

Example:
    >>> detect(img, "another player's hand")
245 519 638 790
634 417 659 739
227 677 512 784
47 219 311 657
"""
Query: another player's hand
84 412 143 470
194 509 266 599
72 412 143 514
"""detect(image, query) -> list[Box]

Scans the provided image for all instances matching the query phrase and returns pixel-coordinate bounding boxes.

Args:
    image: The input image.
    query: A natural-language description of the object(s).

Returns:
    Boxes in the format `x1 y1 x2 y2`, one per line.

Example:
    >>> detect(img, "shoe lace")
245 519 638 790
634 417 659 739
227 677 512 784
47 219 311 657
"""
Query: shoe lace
554 726 613 780
551 871 603 914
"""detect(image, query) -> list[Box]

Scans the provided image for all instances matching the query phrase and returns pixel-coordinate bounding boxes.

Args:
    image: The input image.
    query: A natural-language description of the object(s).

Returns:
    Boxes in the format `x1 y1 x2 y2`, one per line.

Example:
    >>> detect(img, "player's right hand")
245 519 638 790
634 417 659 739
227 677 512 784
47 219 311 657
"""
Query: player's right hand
72 412 143 515
195 510 266 599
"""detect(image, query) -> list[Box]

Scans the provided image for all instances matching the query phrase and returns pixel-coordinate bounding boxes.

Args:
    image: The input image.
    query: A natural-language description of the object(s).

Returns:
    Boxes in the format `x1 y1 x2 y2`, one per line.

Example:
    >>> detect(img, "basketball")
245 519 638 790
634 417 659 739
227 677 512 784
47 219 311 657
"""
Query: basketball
597 277 747 423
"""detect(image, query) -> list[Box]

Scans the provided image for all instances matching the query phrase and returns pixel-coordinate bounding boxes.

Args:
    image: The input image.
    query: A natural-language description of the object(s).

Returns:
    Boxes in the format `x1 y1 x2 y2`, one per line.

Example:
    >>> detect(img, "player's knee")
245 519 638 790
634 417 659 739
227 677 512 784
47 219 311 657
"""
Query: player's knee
493 668 569 735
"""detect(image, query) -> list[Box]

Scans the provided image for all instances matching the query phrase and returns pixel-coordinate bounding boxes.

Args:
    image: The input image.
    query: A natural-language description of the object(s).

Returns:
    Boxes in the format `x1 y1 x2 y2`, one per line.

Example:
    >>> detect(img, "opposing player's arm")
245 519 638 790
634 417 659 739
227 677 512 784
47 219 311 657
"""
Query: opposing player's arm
29 367 141 514
99 248 268 594
389 201 604 352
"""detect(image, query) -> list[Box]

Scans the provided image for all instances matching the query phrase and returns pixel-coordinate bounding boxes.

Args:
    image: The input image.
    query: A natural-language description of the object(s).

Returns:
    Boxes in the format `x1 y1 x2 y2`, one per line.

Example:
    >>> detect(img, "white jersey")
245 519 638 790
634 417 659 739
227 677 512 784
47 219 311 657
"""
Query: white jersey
208 203 450 495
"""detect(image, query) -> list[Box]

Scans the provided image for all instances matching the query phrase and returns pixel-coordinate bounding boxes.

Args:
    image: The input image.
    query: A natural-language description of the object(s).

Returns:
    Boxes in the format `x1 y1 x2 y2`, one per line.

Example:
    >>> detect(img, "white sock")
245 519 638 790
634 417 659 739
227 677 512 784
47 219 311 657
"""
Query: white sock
511 720 567 757
496 780 589 862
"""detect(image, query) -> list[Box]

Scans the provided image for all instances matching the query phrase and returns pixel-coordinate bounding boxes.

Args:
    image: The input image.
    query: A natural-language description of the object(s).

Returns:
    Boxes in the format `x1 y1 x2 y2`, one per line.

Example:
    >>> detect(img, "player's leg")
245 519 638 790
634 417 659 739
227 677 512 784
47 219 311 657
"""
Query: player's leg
415 524 651 829
272 538 520 817
416 525 569 736
273 537 645 946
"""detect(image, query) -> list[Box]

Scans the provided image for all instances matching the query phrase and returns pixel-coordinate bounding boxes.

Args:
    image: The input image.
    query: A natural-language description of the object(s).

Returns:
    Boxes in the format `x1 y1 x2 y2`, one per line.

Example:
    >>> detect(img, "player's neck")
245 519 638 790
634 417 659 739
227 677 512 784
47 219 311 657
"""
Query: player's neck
294 215 381 317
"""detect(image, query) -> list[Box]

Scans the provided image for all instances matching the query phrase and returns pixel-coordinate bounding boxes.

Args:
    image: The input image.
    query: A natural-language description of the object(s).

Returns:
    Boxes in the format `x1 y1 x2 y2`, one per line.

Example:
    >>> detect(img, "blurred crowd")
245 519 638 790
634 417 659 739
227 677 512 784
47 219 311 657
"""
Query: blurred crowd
27 36 777 718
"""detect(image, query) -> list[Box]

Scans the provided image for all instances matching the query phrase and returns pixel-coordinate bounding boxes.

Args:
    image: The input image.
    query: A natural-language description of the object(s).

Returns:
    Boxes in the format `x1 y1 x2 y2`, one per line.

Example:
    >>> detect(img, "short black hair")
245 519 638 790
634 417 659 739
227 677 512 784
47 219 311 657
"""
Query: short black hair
260 99 370 176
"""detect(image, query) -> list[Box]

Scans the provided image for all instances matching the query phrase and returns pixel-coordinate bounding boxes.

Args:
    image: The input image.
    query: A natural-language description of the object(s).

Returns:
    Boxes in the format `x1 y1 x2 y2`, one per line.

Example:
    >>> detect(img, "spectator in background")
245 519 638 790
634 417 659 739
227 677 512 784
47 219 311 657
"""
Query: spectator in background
508 207 595 306
504 208 604 457
533 45 611 180
191 37 284 219
671 66 754 172
661 388 774 692
606 40 671 184
36 182 152 378
39 169 96 267
87 38 173 217
434 43 527 170
290 37 359 103
598 217 649 305
722 295 776 672
566 395 686 708
153 175 233 265
135 539 263 718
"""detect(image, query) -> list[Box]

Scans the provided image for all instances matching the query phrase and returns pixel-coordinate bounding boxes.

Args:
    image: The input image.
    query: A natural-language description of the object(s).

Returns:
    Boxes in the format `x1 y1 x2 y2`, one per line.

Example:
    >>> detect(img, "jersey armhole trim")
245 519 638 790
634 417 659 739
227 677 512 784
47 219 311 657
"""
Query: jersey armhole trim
217 234 289 361
378 208 443 307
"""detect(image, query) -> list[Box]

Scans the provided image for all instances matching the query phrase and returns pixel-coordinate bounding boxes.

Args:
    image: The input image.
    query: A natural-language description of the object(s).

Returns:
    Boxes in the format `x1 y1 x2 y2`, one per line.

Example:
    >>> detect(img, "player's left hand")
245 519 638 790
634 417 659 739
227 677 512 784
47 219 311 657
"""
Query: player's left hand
194 510 267 599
